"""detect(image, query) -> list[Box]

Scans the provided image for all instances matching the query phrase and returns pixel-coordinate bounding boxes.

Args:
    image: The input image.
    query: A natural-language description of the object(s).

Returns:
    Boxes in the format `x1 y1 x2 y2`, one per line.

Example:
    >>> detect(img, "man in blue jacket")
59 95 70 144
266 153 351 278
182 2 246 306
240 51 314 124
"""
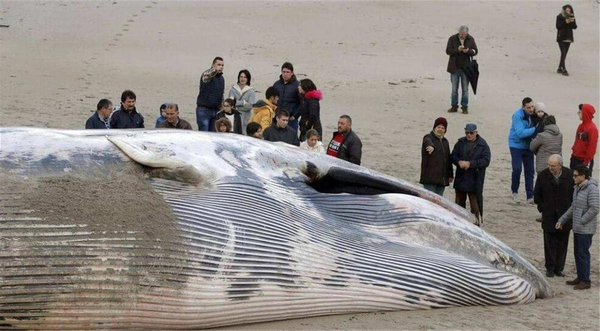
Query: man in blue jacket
196 57 225 132
273 62 302 132
508 97 536 204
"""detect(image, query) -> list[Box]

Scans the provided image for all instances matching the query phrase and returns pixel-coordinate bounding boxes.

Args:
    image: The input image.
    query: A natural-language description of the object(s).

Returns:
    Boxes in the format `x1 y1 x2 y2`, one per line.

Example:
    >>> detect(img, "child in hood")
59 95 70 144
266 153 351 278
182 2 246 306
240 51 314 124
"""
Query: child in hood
155 103 168 128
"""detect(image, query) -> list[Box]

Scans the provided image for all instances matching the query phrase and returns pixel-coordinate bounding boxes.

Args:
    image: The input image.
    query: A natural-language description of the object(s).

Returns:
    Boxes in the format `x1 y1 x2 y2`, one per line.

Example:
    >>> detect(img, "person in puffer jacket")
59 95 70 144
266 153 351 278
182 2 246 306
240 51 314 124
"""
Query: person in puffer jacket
530 115 563 174
557 165 598 290
569 103 598 173
298 79 323 141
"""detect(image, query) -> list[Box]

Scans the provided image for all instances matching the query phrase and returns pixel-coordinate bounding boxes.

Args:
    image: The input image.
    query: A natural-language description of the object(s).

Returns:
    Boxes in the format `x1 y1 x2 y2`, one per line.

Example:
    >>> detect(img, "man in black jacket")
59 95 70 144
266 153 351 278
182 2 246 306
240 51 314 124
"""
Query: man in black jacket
446 25 478 114
533 154 574 277
110 90 144 129
85 99 113 129
196 57 225 132
451 123 491 225
273 62 302 132
420 117 453 196
263 109 299 146
327 115 362 165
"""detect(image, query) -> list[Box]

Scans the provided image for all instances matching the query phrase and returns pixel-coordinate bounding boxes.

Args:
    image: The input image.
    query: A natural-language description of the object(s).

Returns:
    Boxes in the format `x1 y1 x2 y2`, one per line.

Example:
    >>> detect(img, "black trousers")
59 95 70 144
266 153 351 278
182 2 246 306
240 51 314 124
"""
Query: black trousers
544 230 570 273
455 190 480 221
558 42 571 70
570 156 594 175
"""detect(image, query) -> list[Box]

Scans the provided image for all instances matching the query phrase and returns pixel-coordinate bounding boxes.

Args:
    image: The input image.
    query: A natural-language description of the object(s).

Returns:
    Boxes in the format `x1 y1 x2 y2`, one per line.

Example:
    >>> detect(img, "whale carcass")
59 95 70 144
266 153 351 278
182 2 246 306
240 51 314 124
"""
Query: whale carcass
0 128 551 329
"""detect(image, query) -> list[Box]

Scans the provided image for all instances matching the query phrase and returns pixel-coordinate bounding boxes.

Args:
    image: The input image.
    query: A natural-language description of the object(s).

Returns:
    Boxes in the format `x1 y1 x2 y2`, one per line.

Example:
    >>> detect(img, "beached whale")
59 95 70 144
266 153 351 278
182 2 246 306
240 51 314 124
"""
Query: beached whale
0 128 551 329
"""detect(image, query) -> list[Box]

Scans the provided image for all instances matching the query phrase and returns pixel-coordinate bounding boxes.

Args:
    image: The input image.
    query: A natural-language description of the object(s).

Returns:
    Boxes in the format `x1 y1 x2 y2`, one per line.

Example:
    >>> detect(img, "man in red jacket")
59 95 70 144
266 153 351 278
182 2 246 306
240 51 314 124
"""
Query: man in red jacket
570 104 598 173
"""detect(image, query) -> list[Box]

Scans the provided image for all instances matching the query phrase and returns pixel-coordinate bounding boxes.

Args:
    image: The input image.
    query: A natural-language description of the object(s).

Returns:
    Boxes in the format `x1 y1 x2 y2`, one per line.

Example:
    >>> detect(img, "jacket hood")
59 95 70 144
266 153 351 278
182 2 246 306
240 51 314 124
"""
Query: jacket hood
158 103 168 118
305 90 323 100
278 74 297 84
581 104 595 123
252 99 276 110
543 124 561 136
252 100 268 108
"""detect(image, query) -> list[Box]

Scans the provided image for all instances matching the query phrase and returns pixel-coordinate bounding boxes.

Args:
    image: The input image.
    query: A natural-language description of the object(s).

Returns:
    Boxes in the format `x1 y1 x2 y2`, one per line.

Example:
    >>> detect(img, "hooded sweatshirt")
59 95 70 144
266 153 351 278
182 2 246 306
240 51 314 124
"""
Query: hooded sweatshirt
249 99 277 130
571 104 598 165
530 124 563 173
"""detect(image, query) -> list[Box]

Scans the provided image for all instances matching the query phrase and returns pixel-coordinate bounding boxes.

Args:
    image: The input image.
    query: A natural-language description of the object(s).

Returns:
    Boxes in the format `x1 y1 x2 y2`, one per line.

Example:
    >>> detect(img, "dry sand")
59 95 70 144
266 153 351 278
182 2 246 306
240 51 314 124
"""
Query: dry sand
1 1 599 330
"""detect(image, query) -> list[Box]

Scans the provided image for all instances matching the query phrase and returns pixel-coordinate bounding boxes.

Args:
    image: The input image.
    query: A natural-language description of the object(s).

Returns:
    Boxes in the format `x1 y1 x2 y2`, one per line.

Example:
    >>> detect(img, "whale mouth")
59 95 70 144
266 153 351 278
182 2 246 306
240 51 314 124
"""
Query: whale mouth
307 166 420 196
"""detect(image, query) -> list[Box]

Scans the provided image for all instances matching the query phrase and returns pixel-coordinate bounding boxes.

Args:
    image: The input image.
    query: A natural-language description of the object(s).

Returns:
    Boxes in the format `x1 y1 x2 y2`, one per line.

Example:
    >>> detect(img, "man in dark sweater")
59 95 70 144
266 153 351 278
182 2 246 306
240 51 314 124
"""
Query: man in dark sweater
158 103 193 130
196 57 225 132
263 109 300 146
446 25 478 114
85 99 113 129
110 90 144 129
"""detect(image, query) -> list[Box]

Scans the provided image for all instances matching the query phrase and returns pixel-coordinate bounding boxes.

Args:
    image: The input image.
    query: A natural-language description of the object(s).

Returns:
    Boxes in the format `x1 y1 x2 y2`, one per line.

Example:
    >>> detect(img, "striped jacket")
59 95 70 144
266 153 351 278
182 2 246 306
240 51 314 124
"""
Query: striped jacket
559 179 599 234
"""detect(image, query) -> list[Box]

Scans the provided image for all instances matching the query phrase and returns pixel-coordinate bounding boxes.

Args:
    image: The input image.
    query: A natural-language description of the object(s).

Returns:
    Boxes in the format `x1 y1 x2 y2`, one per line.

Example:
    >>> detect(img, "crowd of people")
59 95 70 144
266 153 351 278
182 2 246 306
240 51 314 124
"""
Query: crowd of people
419 98 598 290
85 59 363 166
84 4 596 290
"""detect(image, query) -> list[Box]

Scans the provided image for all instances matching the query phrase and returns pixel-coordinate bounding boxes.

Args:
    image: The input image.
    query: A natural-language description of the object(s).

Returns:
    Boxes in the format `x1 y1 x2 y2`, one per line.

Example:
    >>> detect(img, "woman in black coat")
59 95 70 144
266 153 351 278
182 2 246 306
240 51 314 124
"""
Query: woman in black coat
419 117 453 196
556 4 577 76
298 79 323 141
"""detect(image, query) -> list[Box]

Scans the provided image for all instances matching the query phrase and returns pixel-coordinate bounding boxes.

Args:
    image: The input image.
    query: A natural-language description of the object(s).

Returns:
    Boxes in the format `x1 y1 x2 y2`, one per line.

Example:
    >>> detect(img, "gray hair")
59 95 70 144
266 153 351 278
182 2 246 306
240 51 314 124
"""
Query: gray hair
548 154 563 165
458 25 469 33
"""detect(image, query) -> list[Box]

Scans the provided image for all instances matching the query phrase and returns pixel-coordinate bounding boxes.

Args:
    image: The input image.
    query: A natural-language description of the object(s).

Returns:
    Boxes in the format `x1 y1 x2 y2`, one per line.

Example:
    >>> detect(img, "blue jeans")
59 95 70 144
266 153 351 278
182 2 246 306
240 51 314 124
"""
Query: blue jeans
574 233 593 283
510 147 535 199
196 106 217 132
451 69 469 107
423 184 445 196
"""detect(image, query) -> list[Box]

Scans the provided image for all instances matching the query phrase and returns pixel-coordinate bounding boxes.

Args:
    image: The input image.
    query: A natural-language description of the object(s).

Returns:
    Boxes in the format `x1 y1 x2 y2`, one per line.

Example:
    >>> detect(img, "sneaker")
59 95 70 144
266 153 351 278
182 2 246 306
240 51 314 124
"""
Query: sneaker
512 193 519 203
554 271 565 277
527 198 535 205
574 282 591 290
562 70 569 76
566 278 580 285
546 271 554 277
447 105 458 113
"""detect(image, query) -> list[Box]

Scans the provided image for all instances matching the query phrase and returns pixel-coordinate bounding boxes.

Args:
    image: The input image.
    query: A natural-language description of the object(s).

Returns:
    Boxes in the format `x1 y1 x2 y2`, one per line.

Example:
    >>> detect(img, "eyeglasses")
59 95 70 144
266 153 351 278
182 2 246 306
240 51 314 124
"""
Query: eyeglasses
465 131 476 135
573 174 583 178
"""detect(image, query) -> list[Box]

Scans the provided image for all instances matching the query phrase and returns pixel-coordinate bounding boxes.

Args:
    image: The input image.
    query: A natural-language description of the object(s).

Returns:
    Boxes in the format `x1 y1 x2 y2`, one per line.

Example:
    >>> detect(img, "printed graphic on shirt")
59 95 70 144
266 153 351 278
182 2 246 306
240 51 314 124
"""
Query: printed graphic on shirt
327 134 344 157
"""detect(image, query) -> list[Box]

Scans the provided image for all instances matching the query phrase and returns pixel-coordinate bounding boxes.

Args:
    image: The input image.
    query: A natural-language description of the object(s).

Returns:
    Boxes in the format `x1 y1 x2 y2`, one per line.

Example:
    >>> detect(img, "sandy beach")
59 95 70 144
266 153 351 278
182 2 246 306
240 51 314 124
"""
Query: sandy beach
1 1 599 330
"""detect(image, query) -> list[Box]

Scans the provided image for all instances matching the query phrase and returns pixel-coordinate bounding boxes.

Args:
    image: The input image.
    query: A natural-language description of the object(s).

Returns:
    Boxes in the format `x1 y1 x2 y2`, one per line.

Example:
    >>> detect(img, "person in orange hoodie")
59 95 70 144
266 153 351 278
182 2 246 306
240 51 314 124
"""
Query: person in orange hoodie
249 86 279 130
570 104 598 173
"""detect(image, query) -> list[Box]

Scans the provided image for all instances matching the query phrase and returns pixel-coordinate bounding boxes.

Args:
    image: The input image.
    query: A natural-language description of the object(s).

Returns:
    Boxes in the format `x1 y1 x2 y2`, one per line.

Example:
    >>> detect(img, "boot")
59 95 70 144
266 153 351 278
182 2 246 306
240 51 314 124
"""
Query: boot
447 105 458 113
574 282 591 290
461 106 468 114
566 278 580 285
